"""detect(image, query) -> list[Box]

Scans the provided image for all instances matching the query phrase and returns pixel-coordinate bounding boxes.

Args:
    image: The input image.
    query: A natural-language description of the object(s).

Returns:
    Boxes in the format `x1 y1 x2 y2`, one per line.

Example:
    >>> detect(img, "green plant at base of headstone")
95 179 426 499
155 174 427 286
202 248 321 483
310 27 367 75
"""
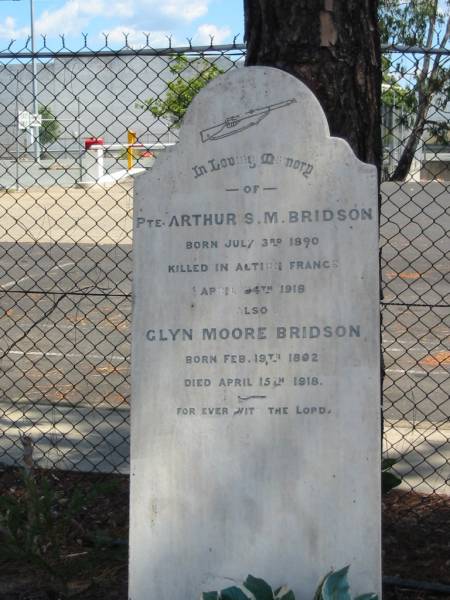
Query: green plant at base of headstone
381 457 402 494
201 575 294 600
201 568 378 600
314 566 378 599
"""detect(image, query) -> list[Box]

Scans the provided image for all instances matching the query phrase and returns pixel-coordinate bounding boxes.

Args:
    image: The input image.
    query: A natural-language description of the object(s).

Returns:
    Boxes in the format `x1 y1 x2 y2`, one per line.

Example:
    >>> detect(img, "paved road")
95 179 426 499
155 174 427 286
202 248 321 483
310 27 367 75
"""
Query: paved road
0 181 448 489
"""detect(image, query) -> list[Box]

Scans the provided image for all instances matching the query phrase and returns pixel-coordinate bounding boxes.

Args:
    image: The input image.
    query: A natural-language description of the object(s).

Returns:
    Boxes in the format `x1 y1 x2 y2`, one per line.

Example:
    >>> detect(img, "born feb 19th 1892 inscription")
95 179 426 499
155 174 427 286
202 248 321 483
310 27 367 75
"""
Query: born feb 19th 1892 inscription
130 67 381 599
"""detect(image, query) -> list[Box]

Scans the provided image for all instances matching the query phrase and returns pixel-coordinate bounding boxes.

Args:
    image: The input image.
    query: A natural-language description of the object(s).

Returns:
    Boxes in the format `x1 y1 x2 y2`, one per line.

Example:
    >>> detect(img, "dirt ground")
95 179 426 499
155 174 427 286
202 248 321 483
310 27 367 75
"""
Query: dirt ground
383 490 450 599
0 182 133 246
0 467 449 599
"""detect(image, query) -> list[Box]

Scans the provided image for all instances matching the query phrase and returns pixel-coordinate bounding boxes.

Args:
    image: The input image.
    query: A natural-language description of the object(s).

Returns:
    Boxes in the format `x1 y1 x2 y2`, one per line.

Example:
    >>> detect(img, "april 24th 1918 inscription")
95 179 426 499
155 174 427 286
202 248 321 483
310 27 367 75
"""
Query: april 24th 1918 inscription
130 67 381 600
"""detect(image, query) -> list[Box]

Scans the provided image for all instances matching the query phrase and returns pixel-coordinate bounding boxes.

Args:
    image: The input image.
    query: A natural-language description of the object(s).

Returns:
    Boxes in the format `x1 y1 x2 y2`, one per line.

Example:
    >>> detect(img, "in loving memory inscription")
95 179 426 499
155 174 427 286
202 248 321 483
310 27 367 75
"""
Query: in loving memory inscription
130 67 381 599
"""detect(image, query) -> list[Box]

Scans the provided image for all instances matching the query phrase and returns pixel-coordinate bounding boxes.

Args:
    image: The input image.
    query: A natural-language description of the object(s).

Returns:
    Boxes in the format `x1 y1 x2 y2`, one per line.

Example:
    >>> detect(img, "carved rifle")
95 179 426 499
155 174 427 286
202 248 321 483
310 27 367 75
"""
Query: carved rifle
200 98 297 143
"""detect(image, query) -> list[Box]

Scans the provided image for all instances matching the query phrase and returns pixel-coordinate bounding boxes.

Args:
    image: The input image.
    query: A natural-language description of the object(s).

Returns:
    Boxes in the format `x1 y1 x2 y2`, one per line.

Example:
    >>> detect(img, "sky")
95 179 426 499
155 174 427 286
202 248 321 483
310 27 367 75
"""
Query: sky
0 0 245 50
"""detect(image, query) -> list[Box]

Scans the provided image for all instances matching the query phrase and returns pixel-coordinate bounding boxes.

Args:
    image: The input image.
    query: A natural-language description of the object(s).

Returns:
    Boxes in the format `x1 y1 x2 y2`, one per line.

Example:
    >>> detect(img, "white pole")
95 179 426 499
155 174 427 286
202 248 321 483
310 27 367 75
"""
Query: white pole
29 0 40 161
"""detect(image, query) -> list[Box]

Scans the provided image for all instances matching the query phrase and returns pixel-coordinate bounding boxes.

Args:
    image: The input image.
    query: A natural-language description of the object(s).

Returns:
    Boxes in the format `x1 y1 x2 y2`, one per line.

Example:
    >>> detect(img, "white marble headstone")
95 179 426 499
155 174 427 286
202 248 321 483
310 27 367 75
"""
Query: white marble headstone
130 66 381 599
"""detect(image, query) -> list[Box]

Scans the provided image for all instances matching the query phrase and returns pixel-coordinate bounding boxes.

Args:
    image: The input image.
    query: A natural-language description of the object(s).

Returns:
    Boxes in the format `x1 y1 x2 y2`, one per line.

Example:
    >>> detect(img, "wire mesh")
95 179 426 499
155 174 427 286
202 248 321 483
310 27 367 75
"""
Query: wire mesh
380 45 450 506
0 39 447 507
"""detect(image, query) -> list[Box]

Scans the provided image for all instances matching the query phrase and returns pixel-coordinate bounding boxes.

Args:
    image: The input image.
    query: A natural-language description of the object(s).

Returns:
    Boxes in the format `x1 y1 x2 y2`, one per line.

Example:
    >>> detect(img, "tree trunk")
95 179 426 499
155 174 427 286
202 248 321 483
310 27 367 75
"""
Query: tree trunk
244 0 382 171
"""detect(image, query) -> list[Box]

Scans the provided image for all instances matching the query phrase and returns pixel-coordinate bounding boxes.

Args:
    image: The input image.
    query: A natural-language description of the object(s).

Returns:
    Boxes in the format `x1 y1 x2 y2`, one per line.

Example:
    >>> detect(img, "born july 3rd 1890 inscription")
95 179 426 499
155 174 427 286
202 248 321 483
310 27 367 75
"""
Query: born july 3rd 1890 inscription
130 67 381 599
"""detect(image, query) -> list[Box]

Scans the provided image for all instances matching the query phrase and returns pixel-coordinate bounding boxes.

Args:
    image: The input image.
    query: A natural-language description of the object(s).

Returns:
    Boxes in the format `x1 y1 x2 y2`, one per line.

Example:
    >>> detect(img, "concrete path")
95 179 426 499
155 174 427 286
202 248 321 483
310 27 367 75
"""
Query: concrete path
384 420 450 496
1 398 450 496
0 399 130 474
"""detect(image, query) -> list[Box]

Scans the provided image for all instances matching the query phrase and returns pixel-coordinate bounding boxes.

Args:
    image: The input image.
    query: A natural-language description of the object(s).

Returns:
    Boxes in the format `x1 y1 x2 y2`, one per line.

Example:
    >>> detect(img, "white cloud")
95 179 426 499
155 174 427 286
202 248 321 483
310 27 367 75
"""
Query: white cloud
32 0 211 37
0 0 215 43
195 24 232 44
106 26 172 48
0 16 28 41
161 0 209 22
109 1 135 19
35 0 105 36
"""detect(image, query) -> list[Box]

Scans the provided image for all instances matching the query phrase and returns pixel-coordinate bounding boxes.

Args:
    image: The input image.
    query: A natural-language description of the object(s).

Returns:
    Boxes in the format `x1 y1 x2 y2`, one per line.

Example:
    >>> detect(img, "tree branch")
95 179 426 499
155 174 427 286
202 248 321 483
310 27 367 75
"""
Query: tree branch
430 15 450 81
416 0 438 102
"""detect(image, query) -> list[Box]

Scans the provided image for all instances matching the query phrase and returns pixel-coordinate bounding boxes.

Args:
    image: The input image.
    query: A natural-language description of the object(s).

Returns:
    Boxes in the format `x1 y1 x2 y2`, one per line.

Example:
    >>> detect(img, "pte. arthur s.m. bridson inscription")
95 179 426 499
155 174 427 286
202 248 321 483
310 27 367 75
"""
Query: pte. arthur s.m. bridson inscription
130 67 381 600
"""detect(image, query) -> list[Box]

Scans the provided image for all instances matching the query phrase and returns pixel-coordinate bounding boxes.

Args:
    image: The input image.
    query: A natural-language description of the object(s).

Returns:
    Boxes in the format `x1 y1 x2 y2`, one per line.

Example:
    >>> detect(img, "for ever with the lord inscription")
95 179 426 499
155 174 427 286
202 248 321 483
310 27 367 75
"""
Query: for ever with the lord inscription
130 67 381 599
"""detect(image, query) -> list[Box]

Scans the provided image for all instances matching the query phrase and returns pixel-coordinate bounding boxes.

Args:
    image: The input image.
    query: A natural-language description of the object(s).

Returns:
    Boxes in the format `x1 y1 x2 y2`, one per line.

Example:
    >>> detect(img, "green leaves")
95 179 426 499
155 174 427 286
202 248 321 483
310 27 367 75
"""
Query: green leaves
274 586 296 600
38 105 61 146
139 55 223 126
382 458 402 494
221 587 251 600
243 574 274 600
201 567 378 600
201 585 253 600
379 0 448 46
317 566 351 600
315 567 378 600
201 575 292 600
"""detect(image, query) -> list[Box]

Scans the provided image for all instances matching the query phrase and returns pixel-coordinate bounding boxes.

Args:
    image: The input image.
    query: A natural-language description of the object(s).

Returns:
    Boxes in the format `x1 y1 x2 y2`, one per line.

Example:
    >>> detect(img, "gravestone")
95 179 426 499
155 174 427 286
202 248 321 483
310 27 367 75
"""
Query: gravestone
130 67 381 599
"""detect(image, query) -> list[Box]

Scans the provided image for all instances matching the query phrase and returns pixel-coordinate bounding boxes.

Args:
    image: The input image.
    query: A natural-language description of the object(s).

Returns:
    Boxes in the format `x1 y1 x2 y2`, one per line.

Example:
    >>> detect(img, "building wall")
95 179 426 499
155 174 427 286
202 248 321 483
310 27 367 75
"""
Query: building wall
0 54 234 156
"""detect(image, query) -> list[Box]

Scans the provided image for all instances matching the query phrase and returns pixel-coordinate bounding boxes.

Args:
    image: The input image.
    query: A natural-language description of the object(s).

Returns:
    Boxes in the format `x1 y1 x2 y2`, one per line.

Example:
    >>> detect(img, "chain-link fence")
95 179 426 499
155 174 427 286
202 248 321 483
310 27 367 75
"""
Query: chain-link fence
380 44 449 504
0 39 448 502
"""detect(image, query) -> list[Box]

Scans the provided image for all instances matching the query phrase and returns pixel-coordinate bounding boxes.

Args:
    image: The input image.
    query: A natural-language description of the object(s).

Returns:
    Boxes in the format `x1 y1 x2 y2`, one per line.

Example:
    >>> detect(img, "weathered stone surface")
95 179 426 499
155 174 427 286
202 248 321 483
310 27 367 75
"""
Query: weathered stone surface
130 67 381 599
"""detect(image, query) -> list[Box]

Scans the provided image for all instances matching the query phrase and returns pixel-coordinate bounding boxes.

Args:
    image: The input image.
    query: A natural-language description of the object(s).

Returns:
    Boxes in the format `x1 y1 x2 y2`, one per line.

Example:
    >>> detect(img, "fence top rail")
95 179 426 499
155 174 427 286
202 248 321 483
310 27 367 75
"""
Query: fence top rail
382 43 450 56
0 41 447 61
0 42 246 61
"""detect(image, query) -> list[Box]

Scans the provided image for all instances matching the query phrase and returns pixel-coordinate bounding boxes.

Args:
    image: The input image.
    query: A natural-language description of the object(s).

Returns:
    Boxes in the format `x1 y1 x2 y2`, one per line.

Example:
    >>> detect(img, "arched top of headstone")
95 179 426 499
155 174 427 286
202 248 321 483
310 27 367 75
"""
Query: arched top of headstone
182 66 330 143
141 65 376 186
